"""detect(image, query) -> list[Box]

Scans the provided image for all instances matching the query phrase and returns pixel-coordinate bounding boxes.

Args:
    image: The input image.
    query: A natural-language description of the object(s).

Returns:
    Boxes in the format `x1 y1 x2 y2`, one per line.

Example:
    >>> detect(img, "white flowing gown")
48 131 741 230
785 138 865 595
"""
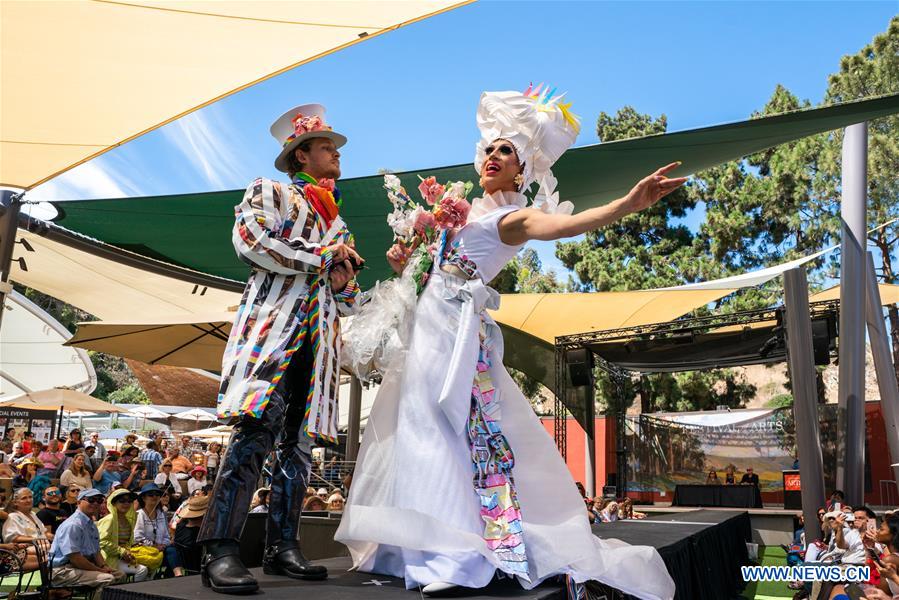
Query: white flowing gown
335 200 675 600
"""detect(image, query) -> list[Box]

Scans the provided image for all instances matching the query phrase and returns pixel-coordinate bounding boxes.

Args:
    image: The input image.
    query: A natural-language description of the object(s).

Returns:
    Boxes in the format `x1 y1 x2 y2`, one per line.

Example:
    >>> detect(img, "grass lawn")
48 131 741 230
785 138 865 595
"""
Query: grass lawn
743 546 796 600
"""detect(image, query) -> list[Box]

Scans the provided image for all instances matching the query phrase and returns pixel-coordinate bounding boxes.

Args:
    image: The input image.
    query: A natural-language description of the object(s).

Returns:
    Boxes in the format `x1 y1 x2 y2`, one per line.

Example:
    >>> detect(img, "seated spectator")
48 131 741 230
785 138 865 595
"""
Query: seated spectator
154 461 183 509
250 488 269 514
303 495 327 512
187 465 207 497
21 431 35 454
173 495 209 574
591 498 611 523
167 449 193 477
61 429 85 462
49 488 125 592
2 488 52 543
706 469 720 485
316 488 329 501
98 489 148 582
60 485 80 518
740 467 760 486
60 453 93 491
620 498 646 520
327 491 345 513
92 452 139 495
599 501 620 523
86 432 107 471
819 510 866 565
12 458 42 489
871 514 899 597
36 487 68 534
38 439 65 478
139 441 163 480
134 483 183 577
123 433 138 448
81 445 97 475
7 443 27 468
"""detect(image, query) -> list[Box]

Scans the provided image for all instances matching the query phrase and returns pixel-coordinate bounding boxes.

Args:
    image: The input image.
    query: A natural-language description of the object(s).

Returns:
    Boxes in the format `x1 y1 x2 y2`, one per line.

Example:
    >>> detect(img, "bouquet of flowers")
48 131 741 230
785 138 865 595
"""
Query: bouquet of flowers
383 173 473 293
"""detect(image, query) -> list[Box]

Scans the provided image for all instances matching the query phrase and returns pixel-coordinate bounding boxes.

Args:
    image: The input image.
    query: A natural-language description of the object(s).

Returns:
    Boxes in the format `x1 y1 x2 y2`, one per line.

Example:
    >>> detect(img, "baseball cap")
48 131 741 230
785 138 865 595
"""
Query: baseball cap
78 488 104 501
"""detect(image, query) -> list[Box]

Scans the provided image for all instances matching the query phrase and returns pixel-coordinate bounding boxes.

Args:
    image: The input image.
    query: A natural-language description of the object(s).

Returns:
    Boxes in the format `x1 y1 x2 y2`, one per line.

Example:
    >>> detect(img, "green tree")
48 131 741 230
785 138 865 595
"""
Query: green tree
107 382 150 405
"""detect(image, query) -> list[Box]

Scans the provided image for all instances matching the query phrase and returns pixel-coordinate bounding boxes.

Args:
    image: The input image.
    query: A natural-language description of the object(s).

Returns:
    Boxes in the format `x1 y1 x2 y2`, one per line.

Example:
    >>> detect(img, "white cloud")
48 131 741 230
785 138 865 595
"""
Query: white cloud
162 106 245 191
26 159 142 202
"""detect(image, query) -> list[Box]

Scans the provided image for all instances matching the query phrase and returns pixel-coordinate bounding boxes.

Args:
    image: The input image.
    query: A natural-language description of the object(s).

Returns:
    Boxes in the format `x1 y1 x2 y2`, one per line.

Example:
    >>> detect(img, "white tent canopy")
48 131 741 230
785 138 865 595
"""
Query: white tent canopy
0 289 96 399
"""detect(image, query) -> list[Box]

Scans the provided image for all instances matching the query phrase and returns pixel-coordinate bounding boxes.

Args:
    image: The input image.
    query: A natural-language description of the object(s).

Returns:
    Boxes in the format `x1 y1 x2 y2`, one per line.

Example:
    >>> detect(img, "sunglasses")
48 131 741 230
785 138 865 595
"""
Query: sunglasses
143 492 162 498
46 491 60 496
114 496 134 504
84 496 105 504
484 143 515 157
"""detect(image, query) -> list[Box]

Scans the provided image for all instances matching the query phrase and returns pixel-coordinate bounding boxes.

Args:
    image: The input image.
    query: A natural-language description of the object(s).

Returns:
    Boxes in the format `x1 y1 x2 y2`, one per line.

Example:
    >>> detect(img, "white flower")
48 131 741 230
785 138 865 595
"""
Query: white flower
446 181 466 199
387 208 413 239
383 174 402 193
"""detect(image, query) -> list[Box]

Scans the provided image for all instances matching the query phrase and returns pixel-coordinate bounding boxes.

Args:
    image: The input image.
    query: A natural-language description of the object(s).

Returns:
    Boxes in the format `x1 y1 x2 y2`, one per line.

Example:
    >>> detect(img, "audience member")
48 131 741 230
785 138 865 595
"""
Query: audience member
21 431 35 454
303 495 327 512
166 449 193 476
134 483 184 577
92 452 139 495
60 485 80 517
599 501 620 523
62 429 84 459
250 488 270 514
187 466 207 497
204 442 222 481
819 510 866 565
173 494 209 573
706 470 720 485
37 487 68 534
60 453 93 491
740 467 760 486
98 489 149 582
7 442 26 467
49 488 125 592
2 488 52 543
327 491 345 513
139 441 163 480
13 458 42 490
4 428 17 443
38 439 65 478
826 490 846 512
86 432 107 470
154 461 183 508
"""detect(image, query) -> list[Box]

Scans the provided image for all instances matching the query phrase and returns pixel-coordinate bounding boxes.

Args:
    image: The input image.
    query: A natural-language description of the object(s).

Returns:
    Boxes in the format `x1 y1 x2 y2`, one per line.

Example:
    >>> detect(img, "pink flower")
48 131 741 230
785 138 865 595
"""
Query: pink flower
317 178 335 191
412 207 437 237
417 176 446 206
434 195 471 229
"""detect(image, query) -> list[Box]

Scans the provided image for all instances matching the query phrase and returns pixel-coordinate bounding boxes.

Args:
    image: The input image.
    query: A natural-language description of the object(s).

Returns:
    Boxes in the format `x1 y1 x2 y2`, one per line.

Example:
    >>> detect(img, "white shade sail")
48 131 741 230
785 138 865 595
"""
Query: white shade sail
0 289 96 399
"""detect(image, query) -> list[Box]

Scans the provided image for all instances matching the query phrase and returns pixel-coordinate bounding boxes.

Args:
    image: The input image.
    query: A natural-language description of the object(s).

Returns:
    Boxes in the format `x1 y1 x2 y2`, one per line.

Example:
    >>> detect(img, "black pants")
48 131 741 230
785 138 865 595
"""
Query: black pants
198 340 314 549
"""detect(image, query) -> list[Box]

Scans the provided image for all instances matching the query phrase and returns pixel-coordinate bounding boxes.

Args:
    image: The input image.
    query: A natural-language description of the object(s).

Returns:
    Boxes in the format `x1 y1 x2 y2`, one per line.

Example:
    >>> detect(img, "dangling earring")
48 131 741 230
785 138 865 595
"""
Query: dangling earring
513 173 524 190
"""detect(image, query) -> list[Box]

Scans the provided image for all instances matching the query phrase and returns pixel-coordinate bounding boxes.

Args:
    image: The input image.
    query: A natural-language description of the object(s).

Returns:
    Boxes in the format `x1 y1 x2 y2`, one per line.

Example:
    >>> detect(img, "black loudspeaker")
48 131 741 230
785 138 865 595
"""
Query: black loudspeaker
811 316 836 366
567 348 594 387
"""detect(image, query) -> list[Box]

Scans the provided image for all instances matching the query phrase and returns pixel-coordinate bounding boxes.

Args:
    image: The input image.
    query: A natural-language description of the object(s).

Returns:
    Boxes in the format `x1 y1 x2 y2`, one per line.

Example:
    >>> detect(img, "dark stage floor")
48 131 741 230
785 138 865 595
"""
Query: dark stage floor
102 510 750 600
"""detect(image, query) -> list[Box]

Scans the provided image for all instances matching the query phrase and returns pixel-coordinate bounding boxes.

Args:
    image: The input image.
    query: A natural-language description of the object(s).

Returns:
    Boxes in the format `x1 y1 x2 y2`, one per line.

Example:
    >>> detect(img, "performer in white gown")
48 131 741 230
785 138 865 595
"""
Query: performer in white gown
335 86 686 600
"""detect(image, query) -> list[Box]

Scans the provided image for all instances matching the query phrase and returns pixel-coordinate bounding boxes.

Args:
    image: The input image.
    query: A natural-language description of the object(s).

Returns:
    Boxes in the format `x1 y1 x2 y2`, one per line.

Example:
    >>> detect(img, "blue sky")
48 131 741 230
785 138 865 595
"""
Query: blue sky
28 1 897 277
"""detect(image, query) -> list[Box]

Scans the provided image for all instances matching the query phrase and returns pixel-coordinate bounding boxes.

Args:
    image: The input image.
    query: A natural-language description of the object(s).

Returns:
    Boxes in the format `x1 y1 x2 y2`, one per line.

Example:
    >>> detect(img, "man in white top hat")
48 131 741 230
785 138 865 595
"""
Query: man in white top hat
198 103 363 594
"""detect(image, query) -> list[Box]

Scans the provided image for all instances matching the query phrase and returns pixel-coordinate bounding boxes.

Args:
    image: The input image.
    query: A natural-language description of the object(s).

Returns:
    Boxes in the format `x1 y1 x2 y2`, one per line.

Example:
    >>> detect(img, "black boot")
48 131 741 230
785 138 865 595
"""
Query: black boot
262 543 328 580
201 540 259 594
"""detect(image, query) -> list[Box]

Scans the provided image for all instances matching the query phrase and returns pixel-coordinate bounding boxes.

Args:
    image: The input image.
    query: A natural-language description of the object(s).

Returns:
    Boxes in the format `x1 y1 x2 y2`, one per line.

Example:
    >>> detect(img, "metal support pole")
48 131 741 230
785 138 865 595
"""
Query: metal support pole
783 267 827 536
837 122 867 504
584 385 596 498
0 190 23 333
865 252 899 485
345 375 363 462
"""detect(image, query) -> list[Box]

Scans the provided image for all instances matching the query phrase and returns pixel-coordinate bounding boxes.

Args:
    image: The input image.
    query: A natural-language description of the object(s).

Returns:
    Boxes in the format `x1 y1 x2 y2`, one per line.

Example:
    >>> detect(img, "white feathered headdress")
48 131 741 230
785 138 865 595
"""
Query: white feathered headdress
474 83 580 215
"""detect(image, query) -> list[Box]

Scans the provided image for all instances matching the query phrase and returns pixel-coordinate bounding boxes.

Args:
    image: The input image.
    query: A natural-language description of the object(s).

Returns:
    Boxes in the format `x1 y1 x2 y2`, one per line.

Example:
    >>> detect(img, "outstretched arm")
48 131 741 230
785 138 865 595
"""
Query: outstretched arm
498 163 687 246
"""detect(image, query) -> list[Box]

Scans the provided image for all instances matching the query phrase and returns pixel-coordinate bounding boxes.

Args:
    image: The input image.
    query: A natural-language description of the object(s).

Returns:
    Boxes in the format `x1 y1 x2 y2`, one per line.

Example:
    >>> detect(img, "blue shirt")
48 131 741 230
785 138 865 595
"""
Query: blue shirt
50 510 100 567
139 449 163 479
94 470 122 495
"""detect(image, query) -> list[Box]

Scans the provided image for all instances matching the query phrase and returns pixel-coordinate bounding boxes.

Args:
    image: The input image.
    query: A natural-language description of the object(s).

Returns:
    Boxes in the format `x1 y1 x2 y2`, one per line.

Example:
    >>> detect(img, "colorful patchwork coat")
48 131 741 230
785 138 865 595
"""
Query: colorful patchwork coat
217 177 358 443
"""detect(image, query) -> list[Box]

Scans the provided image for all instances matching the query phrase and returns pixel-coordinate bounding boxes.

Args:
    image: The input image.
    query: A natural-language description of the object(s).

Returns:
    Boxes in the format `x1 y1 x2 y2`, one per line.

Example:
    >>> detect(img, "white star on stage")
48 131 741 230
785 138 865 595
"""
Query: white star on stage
362 579 393 586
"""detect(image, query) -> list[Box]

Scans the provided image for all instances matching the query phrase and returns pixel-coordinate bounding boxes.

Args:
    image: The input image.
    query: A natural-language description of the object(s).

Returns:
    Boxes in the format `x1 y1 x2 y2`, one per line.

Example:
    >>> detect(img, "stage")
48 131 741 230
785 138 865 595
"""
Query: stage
102 510 750 600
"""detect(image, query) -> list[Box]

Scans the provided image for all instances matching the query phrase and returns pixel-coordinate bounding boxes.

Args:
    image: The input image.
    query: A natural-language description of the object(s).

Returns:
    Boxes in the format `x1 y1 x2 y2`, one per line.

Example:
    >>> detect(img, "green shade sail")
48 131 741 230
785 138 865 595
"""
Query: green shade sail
50 93 899 290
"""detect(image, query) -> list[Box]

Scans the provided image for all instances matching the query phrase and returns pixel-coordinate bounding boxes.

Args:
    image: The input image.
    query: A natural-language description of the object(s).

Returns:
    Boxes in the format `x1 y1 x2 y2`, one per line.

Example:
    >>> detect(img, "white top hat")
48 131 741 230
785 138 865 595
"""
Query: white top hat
270 103 347 173
474 84 580 215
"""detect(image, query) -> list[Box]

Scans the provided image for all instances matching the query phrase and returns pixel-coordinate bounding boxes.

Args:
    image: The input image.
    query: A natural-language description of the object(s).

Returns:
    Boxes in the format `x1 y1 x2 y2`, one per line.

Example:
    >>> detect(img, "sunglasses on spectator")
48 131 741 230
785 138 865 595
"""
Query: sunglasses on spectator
46 490 60 496
84 496 105 504
115 496 134 504
144 492 162 498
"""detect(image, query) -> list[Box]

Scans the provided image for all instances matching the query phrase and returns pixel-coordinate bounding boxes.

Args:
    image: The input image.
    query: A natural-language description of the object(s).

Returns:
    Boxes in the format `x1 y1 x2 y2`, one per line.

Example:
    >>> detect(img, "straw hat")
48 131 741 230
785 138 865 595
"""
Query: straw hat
180 494 209 519
270 104 346 173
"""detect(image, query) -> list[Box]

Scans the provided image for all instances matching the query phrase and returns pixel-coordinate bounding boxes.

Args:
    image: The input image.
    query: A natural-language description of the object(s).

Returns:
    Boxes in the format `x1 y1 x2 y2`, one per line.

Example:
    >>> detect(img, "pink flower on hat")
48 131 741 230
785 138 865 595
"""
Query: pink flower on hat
417 176 445 207
292 113 325 136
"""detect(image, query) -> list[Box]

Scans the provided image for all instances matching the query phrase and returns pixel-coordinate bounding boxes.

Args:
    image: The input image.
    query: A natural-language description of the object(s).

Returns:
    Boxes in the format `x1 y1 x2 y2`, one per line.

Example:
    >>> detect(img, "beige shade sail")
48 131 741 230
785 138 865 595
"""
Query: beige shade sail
810 283 899 305
0 0 471 189
11 228 241 321
0 388 124 413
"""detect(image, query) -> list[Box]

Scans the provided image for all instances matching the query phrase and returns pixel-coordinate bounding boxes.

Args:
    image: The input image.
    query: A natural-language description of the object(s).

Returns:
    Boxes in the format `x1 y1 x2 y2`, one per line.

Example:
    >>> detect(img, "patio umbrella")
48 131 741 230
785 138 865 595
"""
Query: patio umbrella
125 406 169 430
0 388 124 438
65 410 96 431
182 425 232 443
173 408 216 430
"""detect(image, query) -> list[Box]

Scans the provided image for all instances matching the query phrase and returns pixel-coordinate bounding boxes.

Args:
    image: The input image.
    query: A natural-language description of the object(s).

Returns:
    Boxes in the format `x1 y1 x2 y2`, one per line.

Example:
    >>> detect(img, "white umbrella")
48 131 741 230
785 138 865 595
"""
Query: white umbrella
182 424 232 443
66 410 96 432
126 406 169 430
173 408 216 430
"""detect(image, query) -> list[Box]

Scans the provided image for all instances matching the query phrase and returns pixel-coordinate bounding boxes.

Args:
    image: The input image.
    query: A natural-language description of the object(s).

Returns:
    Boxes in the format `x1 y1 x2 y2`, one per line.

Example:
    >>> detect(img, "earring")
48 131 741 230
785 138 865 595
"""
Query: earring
513 173 524 189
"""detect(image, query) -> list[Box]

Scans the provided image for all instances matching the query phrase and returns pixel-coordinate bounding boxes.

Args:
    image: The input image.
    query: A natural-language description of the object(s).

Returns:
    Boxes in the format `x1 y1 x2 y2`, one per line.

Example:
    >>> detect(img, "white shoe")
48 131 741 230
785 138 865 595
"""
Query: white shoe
422 581 458 595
